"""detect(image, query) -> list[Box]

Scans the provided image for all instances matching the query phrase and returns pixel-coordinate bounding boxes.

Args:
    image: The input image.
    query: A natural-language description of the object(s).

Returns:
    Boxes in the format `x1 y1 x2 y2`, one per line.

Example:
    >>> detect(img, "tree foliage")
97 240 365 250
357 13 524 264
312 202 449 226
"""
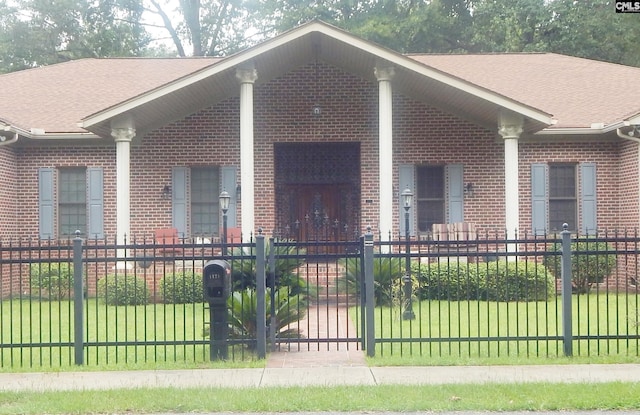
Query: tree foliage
0 0 148 72
1 0 639 73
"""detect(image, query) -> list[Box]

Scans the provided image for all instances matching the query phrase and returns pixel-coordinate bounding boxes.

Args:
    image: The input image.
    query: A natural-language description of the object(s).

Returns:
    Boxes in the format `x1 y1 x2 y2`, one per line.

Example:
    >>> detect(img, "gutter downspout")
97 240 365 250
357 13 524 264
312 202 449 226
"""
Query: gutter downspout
616 127 640 144
0 132 19 146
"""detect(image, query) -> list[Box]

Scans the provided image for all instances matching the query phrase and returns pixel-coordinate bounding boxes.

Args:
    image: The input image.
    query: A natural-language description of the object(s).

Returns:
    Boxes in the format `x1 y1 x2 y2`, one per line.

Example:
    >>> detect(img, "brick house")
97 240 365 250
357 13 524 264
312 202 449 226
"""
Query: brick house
1 20 639 246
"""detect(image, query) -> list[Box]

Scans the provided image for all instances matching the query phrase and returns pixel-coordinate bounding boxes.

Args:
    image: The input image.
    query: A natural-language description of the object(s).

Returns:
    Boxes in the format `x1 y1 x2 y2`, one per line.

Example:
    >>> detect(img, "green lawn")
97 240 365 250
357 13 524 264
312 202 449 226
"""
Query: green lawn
2 293 640 369
368 293 640 364
1 383 640 414
0 298 261 370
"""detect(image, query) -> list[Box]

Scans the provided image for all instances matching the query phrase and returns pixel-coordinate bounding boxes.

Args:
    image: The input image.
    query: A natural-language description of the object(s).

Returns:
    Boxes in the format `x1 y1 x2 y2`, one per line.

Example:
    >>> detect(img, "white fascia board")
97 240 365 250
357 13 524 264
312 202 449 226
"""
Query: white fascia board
536 121 628 136
80 21 555 129
5 124 100 140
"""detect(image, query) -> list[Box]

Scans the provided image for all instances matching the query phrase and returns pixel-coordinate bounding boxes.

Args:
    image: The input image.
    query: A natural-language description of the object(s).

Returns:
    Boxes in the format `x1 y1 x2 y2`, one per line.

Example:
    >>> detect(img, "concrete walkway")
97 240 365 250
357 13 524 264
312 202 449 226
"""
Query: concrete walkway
267 304 366 368
1 364 640 392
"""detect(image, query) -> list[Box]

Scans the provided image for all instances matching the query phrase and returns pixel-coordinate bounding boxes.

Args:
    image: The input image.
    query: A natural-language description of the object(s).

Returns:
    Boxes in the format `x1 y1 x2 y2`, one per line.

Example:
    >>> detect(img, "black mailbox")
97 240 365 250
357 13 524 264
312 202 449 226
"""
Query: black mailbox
203 259 231 360
203 259 231 304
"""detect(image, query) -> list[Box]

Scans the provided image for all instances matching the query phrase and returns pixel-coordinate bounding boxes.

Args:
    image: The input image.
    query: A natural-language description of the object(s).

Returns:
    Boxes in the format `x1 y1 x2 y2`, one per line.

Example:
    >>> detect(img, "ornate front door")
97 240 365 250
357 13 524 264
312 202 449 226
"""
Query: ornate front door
275 143 360 242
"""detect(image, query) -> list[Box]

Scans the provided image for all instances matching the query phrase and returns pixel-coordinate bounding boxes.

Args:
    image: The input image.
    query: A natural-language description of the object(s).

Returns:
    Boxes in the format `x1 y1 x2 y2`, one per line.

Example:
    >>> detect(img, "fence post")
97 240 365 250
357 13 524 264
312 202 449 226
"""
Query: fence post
560 223 573 357
359 235 366 351
268 237 276 352
363 228 375 357
255 232 267 359
73 230 84 365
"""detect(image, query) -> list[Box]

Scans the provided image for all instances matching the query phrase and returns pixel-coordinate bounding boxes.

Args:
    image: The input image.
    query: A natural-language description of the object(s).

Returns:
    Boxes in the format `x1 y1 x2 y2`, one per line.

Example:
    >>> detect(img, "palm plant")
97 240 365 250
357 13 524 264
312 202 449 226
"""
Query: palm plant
338 256 404 306
229 240 308 296
226 288 306 349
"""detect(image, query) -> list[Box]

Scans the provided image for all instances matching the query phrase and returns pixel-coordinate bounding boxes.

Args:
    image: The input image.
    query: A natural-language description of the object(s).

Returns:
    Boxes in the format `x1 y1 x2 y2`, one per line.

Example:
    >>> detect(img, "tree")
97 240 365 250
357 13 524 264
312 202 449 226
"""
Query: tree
0 0 149 73
470 0 549 53
542 0 640 66
145 0 261 56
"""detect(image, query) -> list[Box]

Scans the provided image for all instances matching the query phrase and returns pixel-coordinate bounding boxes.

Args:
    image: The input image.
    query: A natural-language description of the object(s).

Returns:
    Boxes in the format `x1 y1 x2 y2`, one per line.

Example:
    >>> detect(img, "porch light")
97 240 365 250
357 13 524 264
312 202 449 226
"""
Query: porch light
161 185 171 200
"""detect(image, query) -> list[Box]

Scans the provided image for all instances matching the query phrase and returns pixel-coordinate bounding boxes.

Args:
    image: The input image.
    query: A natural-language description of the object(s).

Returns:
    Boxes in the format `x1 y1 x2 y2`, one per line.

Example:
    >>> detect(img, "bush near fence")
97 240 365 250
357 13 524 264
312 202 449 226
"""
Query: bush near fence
97 274 150 305
413 260 553 302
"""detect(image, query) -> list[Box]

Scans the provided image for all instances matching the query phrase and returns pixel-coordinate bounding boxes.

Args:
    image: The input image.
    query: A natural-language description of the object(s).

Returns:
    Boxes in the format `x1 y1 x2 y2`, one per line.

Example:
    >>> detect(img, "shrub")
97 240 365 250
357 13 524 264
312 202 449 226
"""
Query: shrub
413 262 478 301
543 240 616 294
229 241 309 296
98 274 149 305
30 263 74 300
477 260 553 302
213 288 306 349
339 256 405 306
160 271 203 303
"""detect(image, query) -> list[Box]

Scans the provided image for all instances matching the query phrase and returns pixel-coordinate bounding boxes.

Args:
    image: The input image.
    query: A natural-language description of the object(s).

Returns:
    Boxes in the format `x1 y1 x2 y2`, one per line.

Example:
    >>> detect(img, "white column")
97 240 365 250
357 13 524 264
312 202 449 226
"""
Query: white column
236 68 258 242
375 66 395 241
111 117 135 268
499 111 523 256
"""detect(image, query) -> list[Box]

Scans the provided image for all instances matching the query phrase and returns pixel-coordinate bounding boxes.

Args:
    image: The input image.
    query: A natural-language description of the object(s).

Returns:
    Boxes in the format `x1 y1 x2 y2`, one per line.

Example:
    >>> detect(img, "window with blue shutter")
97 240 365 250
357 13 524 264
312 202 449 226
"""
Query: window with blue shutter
447 164 464 223
221 166 238 227
531 164 548 235
38 168 55 239
172 167 188 237
87 167 104 239
580 163 597 235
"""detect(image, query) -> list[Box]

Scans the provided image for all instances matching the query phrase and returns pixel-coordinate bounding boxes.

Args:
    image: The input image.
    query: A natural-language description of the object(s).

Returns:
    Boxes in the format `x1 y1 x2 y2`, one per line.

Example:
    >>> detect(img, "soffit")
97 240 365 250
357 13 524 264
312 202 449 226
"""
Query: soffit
81 21 553 138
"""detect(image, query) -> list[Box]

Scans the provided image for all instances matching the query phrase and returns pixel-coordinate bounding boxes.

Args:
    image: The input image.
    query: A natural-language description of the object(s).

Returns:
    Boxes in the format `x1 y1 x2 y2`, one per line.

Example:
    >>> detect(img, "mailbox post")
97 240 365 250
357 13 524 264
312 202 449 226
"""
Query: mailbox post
203 259 231 360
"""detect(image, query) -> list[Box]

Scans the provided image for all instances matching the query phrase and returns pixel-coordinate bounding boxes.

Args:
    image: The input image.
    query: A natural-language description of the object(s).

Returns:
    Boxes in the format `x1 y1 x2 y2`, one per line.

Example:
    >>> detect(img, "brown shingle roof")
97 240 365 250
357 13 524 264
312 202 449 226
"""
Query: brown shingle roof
0 57 219 133
1 51 639 135
410 52 640 129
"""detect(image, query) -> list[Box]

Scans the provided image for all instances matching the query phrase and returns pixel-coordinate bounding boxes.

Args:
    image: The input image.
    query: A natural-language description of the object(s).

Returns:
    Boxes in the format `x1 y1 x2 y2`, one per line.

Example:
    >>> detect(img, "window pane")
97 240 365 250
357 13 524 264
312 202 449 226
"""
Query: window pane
549 164 576 231
549 165 575 198
416 166 445 232
191 167 219 236
59 168 86 236
549 200 576 231
417 166 444 198
417 200 444 232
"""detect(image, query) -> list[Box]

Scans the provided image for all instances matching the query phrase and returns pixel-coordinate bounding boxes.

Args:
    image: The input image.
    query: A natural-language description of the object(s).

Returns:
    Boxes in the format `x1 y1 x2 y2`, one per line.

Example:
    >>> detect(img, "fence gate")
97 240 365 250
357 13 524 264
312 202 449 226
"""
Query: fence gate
267 237 363 354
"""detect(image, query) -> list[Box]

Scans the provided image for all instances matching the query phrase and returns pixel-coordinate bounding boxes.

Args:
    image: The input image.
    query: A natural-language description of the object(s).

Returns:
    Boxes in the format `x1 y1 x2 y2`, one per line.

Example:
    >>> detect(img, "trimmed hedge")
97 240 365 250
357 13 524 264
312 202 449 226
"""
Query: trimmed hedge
29 263 74 300
413 260 553 302
413 262 478 301
98 274 149 306
542 240 616 294
159 271 203 304
478 261 554 301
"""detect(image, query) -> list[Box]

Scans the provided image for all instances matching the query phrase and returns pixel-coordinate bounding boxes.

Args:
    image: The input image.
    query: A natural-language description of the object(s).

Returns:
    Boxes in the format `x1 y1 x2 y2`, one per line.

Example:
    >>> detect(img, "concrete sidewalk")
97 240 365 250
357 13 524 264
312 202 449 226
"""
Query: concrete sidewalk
1 364 639 392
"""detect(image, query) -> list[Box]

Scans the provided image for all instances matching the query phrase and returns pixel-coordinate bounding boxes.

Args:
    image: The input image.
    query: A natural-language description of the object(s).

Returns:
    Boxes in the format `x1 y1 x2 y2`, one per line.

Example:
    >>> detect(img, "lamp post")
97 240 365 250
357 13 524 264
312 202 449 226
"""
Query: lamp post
219 190 230 256
401 186 415 320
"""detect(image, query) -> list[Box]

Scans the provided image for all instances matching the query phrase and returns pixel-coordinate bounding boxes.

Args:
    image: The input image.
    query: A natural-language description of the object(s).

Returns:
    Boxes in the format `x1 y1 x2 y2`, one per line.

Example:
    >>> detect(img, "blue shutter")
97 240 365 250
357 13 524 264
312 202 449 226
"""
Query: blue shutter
531 163 548 235
447 164 464 223
87 167 104 239
221 166 237 227
398 164 415 236
38 168 55 239
172 167 188 237
580 163 597 235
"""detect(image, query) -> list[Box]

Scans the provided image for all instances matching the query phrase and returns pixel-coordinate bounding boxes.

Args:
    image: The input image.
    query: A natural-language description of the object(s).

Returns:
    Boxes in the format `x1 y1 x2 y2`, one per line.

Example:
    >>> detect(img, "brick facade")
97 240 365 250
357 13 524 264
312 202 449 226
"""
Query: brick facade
0 62 637 241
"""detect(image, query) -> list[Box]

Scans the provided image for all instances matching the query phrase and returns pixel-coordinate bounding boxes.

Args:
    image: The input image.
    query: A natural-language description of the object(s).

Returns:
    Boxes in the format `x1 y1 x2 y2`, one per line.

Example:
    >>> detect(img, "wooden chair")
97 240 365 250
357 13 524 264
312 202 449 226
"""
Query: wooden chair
154 227 182 257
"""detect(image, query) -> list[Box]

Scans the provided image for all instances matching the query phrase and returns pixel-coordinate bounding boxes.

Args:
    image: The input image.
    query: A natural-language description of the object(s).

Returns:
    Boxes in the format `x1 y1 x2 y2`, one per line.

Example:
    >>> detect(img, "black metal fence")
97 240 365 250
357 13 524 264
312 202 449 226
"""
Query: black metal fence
1 228 639 368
